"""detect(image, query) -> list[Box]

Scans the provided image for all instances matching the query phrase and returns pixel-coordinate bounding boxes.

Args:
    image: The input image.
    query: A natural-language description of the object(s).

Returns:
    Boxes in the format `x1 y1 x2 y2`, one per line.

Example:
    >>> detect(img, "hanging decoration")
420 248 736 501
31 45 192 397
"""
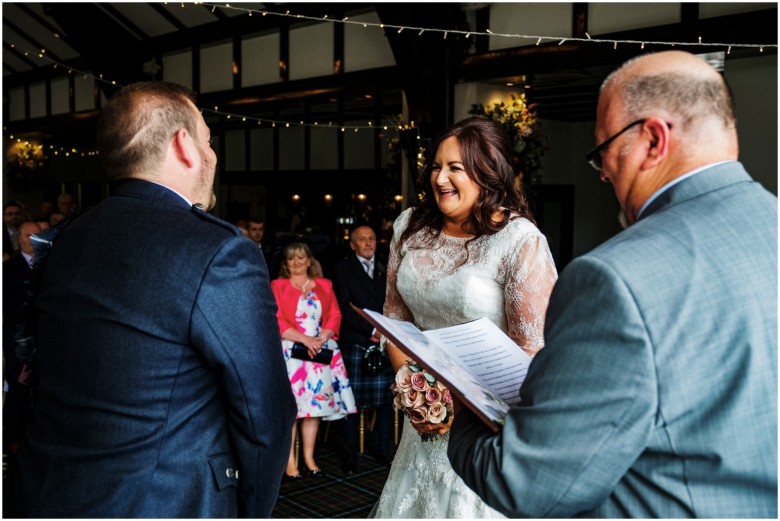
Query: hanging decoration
469 94 548 185
4 137 48 190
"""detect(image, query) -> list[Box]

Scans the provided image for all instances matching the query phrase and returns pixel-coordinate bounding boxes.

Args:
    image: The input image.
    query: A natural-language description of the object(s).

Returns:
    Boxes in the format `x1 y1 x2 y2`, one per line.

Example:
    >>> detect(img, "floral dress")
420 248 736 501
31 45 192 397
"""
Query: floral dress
282 289 356 420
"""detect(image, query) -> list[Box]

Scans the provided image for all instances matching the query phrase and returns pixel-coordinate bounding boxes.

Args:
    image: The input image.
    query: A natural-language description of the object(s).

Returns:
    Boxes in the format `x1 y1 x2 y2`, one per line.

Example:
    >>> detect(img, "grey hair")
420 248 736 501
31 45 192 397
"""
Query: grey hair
602 58 736 133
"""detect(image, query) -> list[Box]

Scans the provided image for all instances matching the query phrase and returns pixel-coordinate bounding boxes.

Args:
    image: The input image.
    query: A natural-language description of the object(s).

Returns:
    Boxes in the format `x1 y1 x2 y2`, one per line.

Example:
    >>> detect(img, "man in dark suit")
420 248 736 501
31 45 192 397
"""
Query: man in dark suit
332 225 396 473
448 51 777 517
3 202 23 260
3 221 42 517
17 82 297 518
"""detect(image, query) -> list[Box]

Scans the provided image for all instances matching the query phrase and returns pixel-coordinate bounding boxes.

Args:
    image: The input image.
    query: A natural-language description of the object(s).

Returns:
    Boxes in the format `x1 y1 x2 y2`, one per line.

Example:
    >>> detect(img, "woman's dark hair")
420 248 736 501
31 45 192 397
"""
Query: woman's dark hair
401 116 534 246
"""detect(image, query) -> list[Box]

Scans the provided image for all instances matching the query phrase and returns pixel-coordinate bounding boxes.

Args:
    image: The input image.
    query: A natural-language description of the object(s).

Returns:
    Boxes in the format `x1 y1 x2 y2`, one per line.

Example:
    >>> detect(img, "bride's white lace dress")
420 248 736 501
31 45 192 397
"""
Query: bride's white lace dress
371 208 558 518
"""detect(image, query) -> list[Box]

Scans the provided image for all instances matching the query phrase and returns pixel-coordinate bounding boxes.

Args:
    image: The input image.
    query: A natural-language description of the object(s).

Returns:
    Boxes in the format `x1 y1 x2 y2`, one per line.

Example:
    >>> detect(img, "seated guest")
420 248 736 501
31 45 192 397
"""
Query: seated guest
3 202 24 260
57 193 77 217
271 242 357 480
332 225 396 473
3 221 42 454
49 212 66 227
247 218 266 251
35 200 55 223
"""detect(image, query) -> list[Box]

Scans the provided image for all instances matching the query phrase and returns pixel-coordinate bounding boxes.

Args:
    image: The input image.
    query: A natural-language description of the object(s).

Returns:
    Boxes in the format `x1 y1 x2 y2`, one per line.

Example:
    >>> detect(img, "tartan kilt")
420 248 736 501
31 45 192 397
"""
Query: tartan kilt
342 343 395 409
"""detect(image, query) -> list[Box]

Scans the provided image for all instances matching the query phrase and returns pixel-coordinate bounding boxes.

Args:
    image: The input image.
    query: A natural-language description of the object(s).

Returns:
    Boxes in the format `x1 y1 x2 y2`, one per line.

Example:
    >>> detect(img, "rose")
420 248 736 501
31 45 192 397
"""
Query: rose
393 392 405 411
410 371 431 392
394 364 413 392
391 360 456 441
425 387 441 405
427 402 449 424
408 406 428 424
401 388 426 409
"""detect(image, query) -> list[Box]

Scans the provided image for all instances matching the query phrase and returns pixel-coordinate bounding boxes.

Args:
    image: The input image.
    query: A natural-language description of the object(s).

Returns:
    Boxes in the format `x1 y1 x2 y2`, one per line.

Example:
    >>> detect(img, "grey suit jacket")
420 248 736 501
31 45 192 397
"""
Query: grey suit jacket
449 162 777 518
19 179 297 518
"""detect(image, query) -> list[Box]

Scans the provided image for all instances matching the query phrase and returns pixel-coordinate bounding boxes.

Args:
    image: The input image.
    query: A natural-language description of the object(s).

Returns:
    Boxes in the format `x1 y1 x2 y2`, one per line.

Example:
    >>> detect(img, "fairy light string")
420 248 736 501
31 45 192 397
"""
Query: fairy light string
201 2 775 50
4 1 776 152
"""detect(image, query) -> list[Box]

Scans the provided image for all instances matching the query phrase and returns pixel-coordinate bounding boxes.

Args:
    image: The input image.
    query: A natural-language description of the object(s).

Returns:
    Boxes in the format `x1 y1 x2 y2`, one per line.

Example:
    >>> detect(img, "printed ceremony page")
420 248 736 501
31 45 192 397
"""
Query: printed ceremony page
421 317 531 405
358 308 531 427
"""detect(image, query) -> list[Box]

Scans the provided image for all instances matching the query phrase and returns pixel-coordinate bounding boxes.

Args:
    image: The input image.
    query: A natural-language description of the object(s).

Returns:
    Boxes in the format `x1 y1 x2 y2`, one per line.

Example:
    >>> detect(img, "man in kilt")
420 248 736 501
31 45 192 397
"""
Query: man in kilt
332 225 396 474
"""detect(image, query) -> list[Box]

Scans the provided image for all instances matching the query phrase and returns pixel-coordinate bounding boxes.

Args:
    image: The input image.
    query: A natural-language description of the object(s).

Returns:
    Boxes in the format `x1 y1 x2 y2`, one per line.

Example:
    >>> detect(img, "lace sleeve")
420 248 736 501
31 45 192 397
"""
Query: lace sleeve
383 210 415 324
505 231 558 357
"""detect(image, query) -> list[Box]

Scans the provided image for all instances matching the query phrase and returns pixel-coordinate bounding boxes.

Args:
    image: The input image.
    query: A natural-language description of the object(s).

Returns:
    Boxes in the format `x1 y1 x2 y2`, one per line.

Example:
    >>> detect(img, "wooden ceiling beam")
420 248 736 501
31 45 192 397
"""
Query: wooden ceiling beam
458 8 777 84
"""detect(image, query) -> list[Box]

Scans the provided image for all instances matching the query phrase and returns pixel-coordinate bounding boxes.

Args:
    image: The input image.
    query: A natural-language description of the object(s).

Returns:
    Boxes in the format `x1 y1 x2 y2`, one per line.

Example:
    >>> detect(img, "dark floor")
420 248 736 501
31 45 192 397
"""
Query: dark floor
272 423 398 519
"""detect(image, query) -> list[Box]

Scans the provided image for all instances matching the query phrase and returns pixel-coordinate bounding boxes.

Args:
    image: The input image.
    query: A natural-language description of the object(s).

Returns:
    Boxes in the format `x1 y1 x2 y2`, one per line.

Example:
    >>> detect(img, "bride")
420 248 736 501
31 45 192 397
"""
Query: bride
371 117 558 518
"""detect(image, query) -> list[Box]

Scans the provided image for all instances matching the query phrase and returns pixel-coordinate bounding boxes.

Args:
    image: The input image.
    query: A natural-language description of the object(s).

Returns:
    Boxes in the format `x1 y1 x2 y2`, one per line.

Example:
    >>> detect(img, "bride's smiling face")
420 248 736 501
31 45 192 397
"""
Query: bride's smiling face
431 136 481 226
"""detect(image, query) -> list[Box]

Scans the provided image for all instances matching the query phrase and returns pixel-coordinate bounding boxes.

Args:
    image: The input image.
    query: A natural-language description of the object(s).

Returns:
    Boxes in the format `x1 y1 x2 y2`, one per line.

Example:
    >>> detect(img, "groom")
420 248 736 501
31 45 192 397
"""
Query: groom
448 50 777 517
17 82 296 518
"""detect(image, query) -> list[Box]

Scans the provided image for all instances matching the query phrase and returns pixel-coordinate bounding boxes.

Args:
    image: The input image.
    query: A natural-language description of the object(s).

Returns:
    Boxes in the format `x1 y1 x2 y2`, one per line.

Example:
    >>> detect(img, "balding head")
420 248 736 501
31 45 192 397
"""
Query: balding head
19 221 42 256
593 51 740 226
601 51 738 153
350 225 377 260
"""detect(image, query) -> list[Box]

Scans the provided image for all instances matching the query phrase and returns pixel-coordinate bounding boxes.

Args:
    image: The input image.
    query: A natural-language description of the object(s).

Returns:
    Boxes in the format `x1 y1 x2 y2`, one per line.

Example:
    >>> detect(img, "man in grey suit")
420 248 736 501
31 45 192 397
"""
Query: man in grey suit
17 82 297 517
448 50 777 517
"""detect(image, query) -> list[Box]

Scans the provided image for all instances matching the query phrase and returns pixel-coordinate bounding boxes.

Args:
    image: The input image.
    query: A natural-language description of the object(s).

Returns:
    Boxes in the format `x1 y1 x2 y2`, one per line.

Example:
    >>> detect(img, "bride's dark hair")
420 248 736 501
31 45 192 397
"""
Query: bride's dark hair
400 116 534 246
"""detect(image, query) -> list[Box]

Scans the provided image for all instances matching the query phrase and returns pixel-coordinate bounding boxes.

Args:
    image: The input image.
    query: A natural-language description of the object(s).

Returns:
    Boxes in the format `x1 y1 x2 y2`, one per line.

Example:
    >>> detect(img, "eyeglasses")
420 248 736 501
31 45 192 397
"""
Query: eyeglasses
585 119 646 171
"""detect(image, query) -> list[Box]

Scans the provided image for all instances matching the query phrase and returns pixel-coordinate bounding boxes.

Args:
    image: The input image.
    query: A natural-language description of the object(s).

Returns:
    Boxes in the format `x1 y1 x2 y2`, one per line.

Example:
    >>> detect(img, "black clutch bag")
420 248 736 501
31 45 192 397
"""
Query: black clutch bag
290 342 333 365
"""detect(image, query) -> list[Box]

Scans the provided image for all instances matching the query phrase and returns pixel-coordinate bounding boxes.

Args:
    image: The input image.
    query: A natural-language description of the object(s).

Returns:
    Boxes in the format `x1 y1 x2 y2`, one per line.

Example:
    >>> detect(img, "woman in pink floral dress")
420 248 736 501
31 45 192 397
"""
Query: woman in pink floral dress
271 242 357 480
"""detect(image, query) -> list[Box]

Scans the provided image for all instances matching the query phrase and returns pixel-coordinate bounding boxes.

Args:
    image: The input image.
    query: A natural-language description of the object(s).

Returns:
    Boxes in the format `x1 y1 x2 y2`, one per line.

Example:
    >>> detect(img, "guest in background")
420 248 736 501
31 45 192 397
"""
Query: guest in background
235 219 249 236
372 116 558 518
271 242 357 480
332 225 396 474
3 202 24 260
35 200 54 223
17 81 296 518
2 221 41 517
248 218 271 258
3 221 42 454
48 212 66 227
56 193 77 217
448 51 777 518
13 199 34 222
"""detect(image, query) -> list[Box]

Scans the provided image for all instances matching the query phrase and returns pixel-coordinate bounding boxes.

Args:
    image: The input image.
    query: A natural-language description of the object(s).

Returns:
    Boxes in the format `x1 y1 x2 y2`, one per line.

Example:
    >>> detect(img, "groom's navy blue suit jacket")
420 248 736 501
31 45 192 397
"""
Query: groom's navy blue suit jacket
18 179 296 518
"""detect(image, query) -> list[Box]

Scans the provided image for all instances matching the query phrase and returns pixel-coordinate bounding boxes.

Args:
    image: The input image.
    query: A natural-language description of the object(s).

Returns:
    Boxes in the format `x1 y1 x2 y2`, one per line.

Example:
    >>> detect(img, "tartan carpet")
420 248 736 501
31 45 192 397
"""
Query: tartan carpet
272 425 397 519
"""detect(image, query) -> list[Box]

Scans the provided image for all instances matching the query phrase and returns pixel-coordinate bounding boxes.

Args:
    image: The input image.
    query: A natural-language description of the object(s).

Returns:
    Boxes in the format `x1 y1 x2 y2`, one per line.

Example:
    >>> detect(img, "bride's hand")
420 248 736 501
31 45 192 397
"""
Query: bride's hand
411 419 452 437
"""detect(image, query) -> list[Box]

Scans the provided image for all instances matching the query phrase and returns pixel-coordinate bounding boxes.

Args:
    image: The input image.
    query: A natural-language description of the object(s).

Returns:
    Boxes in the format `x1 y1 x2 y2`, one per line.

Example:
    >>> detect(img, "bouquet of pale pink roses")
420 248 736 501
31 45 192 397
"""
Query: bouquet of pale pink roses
391 359 454 441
